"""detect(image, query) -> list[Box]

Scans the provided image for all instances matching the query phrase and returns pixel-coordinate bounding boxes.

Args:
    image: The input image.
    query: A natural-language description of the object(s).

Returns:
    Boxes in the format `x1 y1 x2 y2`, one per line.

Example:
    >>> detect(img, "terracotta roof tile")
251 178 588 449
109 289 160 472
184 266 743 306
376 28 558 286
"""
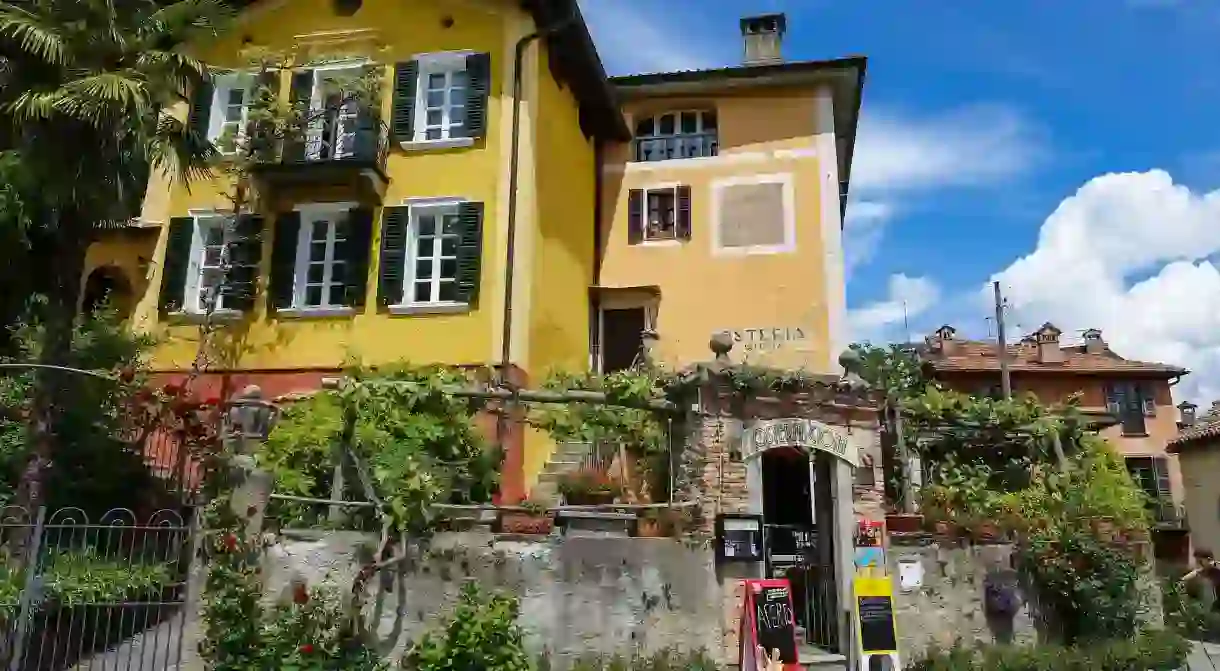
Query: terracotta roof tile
924 338 1188 377
1169 403 1220 449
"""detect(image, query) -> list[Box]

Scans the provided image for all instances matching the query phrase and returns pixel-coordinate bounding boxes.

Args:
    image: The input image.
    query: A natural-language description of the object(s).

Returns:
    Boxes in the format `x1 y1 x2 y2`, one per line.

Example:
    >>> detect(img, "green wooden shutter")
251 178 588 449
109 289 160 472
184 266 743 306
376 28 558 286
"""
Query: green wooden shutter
463 53 491 139
391 61 419 142
187 76 214 138
283 70 314 163
345 208 374 307
222 214 264 311
268 212 301 312
676 185 692 240
159 217 195 314
627 189 644 244
455 201 484 306
377 206 409 306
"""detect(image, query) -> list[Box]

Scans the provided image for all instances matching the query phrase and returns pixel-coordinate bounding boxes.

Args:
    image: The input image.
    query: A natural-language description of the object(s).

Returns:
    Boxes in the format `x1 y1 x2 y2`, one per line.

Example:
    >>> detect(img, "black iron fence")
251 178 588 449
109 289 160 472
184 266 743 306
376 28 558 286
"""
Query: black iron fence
0 507 195 671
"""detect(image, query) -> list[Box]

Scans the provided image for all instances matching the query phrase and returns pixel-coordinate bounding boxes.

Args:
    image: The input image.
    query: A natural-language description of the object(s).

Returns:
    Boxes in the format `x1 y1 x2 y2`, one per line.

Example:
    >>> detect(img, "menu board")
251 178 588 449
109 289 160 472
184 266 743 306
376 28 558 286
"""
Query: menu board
740 579 799 667
857 595 897 653
716 514 764 563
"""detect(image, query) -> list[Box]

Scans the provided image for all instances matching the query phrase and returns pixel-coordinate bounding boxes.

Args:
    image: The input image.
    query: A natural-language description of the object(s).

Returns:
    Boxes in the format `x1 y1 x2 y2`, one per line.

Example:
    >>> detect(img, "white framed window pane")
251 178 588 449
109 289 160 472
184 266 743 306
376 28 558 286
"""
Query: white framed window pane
440 259 457 279
441 238 457 256
438 281 457 302
305 286 323 306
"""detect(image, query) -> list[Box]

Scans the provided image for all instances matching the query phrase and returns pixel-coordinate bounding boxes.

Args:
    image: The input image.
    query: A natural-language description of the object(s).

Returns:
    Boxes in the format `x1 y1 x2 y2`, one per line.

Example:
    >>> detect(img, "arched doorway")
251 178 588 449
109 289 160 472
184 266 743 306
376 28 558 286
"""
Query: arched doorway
81 266 133 319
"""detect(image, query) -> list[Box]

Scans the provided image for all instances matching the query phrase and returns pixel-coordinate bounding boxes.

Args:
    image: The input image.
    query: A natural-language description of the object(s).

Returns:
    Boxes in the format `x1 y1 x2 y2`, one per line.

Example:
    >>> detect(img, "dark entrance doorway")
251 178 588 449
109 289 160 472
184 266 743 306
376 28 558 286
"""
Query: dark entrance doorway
761 448 839 654
81 266 133 319
601 308 645 373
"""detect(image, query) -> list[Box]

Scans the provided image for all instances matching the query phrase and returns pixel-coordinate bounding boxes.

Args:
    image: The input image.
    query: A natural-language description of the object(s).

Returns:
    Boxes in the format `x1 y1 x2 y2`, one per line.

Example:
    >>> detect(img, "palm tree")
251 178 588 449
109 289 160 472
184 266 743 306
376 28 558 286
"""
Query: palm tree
0 0 230 515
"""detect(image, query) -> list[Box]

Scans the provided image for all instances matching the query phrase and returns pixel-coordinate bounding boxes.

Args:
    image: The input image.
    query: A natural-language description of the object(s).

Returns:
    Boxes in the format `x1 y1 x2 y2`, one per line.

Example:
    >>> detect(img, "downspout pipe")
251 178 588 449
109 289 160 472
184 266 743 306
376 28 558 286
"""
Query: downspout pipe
499 13 578 385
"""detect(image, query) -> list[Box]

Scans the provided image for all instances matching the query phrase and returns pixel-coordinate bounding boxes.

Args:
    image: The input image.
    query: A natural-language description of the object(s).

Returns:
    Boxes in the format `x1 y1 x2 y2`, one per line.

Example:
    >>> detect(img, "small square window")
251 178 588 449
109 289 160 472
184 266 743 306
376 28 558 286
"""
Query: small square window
645 188 677 242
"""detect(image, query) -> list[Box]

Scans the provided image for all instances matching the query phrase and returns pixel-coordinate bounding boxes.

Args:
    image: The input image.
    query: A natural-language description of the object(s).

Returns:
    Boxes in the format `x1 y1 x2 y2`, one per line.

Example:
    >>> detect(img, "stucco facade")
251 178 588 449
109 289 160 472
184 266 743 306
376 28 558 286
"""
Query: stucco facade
595 59 865 375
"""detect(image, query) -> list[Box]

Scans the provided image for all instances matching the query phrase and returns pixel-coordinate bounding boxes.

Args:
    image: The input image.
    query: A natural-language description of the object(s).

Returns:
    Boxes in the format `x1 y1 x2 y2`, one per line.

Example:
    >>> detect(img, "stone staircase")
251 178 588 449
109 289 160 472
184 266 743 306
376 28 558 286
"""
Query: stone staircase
529 441 594 504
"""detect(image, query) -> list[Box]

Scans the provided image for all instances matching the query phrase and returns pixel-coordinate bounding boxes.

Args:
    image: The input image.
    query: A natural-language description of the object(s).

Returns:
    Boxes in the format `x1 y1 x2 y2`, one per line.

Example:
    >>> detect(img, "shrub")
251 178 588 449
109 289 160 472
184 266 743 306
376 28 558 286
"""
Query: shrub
907 629 1190 671
404 582 530 671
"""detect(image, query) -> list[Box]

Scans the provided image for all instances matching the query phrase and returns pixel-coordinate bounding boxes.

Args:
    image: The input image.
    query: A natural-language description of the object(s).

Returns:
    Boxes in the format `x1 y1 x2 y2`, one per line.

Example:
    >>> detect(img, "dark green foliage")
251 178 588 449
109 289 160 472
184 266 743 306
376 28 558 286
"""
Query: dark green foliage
0 304 165 515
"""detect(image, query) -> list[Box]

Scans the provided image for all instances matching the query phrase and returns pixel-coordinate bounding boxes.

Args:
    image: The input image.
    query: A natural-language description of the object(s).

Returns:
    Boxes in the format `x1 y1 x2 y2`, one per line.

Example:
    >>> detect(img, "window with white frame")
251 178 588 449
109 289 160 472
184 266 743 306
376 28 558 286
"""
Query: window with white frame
209 73 253 153
644 188 677 241
405 203 462 304
416 58 467 141
294 207 352 309
187 215 231 313
633 110 718 162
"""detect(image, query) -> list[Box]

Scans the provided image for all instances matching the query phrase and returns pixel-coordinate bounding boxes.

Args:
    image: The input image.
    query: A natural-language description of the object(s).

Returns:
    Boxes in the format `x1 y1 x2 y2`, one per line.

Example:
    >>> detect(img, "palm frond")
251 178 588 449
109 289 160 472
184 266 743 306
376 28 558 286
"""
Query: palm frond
54 71 154 127
142 0 232 48
150 111 218 184
0 4 68 68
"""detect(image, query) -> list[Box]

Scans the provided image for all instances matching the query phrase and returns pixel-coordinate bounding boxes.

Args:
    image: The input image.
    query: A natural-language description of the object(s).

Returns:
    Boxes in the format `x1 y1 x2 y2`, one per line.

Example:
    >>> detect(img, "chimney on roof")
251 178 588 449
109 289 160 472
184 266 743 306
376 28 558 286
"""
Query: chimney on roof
927 324 956 356
1083 328 1106 355
1034 323 1063 364
1179 401 1198 428
740 13 786 65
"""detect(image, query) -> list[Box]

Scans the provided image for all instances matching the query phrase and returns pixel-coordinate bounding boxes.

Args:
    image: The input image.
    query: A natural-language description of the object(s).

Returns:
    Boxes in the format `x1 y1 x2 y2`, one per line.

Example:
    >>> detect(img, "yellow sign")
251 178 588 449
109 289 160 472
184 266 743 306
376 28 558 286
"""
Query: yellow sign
854 576 900 669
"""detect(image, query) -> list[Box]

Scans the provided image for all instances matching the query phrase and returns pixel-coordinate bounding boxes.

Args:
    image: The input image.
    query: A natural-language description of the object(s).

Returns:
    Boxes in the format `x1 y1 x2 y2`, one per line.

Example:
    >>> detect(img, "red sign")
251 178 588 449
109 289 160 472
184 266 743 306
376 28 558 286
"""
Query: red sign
739 579 801 671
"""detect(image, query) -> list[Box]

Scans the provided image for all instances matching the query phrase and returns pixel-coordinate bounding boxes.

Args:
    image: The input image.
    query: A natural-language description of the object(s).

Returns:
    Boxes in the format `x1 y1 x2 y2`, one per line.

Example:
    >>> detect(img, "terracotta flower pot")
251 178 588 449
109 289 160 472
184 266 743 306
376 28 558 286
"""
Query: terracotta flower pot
636 517 665 538
886 513 924 534
499 511 554 535
933 520 957 538
971 522 1001 543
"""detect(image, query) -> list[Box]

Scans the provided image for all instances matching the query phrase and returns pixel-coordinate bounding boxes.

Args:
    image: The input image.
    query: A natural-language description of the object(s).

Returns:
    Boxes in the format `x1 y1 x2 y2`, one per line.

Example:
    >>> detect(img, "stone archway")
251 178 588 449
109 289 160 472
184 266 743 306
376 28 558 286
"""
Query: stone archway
81 266 134 319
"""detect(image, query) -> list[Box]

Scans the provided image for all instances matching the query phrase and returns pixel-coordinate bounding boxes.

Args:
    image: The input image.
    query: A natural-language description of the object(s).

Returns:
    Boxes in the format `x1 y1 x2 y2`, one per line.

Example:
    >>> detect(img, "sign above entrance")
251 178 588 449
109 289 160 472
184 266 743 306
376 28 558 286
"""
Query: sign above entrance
740 418 858 467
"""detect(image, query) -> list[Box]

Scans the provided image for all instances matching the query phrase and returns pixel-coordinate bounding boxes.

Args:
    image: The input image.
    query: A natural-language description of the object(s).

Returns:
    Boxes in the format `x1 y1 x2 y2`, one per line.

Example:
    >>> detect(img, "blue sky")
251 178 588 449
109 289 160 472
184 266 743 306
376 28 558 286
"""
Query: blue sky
579 0 1220 402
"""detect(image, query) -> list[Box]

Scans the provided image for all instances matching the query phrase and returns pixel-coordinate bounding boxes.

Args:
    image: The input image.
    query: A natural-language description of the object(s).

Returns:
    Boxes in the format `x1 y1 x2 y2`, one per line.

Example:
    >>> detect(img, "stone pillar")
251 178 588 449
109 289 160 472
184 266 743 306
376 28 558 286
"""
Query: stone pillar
222 385 277 537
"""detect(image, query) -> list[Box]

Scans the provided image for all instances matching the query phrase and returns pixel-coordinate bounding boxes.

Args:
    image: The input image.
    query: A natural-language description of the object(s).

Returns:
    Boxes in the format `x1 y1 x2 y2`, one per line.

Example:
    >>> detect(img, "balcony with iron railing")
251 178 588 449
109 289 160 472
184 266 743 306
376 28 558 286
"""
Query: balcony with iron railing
632 133 719 162
247 105 391 201
1150 497 1188 530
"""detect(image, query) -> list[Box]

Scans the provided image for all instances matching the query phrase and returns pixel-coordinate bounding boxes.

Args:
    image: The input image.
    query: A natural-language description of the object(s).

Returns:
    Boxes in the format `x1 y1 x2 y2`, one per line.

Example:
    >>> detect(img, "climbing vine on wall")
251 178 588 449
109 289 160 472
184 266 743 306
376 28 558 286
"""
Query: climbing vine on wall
258 364 497 532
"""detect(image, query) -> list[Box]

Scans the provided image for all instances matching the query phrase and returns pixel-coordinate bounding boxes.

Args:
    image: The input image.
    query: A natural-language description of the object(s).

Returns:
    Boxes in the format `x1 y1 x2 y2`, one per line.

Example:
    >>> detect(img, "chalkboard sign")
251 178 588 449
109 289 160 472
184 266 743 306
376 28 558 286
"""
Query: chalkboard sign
752 583 798 664
857 595 898 653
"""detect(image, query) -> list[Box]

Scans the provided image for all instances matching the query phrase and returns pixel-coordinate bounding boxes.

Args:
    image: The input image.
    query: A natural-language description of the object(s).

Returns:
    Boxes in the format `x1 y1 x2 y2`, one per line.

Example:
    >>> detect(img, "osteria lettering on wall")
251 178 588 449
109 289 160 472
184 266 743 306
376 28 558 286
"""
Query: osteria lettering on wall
717 326 810 353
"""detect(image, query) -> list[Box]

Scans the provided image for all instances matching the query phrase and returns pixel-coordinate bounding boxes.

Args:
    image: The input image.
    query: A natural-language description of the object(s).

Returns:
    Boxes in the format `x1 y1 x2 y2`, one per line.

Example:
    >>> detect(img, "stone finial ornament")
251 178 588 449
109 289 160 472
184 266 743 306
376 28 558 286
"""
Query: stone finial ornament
709 332 734 364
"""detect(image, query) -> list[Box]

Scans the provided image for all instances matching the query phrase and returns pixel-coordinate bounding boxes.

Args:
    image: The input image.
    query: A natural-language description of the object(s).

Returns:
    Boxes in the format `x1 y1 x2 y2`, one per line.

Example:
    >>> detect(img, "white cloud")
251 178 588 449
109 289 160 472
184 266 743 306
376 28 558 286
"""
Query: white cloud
848 274 942 344
844 105 1044 277
986 170 1220 403
577 1 724 75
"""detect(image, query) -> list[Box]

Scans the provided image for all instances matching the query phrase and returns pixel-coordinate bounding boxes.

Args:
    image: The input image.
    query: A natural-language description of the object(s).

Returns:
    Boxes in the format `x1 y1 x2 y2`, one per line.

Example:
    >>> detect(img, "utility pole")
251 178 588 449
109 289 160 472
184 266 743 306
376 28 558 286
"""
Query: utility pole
993 281 1011 399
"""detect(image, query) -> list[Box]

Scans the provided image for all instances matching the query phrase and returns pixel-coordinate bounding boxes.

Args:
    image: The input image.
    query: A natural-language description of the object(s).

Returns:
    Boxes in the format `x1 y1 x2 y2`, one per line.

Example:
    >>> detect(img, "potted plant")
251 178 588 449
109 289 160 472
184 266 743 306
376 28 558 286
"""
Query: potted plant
498 498 554 535
885 510 925 534
557 468 623 506
636 508 675 538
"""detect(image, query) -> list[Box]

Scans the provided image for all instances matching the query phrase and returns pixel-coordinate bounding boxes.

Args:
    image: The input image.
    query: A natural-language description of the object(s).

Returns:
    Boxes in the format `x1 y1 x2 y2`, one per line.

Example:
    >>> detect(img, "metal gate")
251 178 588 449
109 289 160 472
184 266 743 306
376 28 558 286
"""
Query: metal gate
0 506 194 671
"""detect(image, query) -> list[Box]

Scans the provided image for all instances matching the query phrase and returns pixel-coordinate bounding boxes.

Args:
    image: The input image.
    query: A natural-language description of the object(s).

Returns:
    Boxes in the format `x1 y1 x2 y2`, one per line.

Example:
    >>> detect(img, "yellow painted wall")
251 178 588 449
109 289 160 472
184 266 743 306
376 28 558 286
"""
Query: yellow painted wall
599 88 835 372
521 42 598 489
111 0 531 372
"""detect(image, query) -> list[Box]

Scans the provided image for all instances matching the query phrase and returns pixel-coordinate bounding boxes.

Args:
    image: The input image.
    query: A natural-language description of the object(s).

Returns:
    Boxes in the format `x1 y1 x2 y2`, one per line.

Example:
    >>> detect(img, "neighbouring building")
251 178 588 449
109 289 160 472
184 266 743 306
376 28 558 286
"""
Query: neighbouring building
1168 401 1220 557
79 3 867 500
595 14 864 374
921 324 1192 564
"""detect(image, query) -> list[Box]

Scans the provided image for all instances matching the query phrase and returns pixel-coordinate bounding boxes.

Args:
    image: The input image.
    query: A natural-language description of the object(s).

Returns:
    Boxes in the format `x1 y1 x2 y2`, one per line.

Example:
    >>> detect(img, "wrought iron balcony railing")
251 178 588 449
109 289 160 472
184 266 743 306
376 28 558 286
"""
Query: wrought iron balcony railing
632 133 718 162
248 105 390 176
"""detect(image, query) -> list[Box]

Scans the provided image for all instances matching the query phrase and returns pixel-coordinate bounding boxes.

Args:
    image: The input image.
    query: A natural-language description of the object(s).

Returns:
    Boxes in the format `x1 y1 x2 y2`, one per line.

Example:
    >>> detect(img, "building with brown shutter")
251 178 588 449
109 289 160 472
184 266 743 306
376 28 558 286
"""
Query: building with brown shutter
922 323 1192 564
1168 402 1220 558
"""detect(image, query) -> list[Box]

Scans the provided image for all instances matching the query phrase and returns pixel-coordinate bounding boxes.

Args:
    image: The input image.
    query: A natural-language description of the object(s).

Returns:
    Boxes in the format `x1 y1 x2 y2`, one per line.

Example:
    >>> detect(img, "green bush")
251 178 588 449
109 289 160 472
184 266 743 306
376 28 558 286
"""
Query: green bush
907 629 1190 671
1163 573 1220 643
558 648 717 671
404 582 530 671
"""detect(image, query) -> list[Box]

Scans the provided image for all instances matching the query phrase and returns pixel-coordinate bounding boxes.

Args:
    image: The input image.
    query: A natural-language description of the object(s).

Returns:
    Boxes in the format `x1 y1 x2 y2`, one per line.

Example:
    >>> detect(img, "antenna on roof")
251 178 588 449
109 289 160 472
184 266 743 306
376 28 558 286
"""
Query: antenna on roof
902 301 911 344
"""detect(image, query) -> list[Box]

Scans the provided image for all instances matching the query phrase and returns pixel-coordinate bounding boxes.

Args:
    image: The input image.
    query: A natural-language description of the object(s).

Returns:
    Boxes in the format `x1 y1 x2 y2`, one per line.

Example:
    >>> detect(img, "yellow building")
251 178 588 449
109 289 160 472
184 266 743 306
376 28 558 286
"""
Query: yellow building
83 6 867 499
596 14 865 375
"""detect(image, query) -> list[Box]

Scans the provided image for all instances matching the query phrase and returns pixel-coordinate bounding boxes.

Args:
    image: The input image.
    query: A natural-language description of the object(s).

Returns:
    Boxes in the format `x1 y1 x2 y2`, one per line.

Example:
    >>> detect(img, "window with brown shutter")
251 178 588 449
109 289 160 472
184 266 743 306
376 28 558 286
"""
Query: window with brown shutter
626 185 690 244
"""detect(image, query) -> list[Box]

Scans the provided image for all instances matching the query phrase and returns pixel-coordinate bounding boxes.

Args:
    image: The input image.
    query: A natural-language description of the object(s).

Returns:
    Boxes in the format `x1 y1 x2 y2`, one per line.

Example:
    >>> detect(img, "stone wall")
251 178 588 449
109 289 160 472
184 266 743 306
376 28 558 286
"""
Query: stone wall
259 531 726 667
887 538 1037 656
